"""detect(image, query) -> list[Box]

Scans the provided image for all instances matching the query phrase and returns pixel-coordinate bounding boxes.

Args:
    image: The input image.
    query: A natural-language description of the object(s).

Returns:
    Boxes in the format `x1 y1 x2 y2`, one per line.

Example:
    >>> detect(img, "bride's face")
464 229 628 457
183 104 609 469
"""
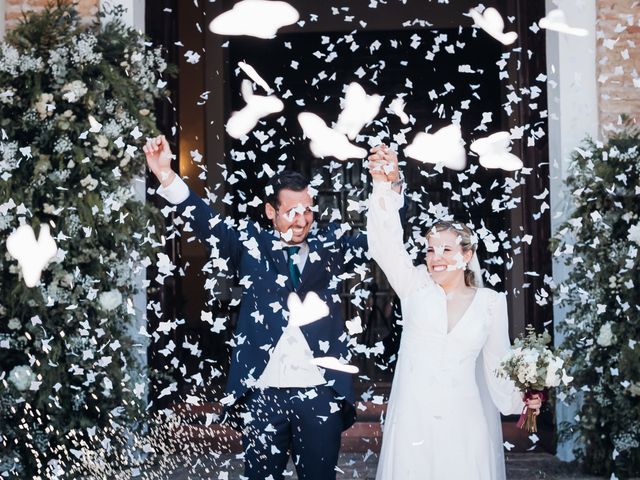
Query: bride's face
426 229 473 285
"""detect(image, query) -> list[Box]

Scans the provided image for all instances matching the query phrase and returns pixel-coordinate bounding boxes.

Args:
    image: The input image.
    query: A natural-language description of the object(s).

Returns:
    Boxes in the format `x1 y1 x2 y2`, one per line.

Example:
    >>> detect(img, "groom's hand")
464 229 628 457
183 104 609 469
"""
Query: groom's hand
143 135 176 187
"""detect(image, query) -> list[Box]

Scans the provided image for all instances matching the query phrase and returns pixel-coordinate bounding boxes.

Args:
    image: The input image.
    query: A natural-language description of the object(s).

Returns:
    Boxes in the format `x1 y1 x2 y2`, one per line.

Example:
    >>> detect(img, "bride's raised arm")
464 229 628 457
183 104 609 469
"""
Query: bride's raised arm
367 180 430 299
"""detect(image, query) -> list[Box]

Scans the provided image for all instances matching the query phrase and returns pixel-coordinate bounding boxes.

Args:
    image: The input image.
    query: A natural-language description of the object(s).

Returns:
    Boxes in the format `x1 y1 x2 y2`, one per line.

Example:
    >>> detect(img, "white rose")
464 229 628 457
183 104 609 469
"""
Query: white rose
596 322 615 347
99 289 122 311
544 357 564 387
9 365 34 391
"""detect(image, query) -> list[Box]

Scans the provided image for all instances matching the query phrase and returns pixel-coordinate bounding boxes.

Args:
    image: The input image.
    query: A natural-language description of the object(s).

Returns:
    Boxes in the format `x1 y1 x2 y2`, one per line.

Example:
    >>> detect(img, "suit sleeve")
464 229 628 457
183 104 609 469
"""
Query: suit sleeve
157 176 242 271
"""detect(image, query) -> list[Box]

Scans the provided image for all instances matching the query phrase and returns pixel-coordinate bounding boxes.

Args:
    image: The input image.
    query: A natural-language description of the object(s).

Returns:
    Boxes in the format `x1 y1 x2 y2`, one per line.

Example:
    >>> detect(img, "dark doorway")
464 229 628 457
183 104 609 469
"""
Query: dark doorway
145 0 553 453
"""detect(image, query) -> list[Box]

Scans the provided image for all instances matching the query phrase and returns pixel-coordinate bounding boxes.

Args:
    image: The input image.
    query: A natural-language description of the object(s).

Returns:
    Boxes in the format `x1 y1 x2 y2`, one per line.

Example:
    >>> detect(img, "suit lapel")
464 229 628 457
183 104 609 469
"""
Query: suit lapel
298 237 322 290
261 231 294 290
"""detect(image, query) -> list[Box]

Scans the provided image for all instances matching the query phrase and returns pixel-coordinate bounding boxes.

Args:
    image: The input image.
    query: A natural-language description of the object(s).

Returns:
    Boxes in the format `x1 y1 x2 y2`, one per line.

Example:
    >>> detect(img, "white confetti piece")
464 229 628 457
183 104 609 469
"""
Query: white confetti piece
238 61 274 94
335 82 383 139
539 9 588 37
209 0 299 39
404 124 467 171
288 292 329 327
6 224 58 288
311 356 359 374
470 131 523 171
469 7 518 45
226 80 284 139
298 112 367 160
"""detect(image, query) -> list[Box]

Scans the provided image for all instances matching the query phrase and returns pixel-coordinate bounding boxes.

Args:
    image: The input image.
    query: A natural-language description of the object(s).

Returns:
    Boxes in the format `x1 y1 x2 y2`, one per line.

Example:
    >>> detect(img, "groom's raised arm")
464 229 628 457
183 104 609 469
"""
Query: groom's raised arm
144 135 242 269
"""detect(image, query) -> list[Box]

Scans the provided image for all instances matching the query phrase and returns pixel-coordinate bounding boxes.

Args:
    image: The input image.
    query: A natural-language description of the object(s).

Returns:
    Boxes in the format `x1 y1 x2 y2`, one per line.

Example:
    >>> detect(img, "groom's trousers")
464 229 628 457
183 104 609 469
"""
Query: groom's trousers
241 386 343 480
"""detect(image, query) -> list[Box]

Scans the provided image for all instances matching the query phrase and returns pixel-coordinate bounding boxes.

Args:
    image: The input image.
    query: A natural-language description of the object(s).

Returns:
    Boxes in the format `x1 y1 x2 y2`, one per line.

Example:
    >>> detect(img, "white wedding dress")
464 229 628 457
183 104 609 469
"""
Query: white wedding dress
367 182 524 480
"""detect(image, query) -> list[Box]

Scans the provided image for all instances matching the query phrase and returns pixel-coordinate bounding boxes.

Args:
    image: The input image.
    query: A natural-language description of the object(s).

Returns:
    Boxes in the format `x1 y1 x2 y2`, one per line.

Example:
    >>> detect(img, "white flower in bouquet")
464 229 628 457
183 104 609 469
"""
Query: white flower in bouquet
99 289 122 311
596 322 615 347
8 365 35 391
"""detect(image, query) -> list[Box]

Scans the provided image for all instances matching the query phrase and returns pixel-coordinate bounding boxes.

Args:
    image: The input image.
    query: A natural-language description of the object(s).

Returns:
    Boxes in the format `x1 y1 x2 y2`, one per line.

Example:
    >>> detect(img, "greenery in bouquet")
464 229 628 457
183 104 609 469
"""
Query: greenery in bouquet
0 2 170 477
552 122 640 477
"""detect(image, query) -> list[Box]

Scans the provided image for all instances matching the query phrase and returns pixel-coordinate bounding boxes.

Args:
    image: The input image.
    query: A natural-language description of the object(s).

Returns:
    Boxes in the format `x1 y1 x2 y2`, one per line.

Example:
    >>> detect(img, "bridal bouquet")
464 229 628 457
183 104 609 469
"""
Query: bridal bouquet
496 326 572 433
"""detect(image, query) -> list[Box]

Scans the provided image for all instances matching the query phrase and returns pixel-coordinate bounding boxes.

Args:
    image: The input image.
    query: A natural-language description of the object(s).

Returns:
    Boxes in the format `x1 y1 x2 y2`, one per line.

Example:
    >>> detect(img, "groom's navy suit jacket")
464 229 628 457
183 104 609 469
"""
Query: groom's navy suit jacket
175 189 368 429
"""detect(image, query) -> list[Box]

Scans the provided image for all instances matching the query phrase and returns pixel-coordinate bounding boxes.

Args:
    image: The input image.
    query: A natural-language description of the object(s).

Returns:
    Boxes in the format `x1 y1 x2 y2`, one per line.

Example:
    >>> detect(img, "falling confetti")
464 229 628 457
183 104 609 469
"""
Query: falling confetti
209 0 300 39
6 224 58 287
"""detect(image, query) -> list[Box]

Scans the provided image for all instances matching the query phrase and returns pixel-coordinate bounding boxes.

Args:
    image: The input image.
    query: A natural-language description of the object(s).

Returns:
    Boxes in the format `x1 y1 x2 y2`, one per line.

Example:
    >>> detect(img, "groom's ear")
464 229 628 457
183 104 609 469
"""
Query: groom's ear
265 202 276 221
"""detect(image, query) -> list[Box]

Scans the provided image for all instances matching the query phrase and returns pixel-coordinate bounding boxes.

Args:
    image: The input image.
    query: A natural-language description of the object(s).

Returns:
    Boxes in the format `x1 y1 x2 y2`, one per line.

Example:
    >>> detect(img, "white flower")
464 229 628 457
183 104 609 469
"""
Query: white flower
628 223 640 245
99 289 122 311
34 93 55 119
80 174 98 191
544 355 564 387
7 318 21 330
9 365 34 391
0 88 15 105
61 80 88 103
596 322 615 347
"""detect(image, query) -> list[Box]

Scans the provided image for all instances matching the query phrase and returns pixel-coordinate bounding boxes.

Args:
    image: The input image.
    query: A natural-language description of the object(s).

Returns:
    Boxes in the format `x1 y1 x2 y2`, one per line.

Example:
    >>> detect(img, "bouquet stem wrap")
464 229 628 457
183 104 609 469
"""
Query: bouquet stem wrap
517 390 546 433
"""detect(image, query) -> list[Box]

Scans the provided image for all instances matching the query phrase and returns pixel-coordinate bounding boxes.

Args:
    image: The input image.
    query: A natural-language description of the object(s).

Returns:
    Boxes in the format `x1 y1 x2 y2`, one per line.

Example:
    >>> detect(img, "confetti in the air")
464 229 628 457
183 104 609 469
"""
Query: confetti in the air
238 61 274 94
311 356 359 374
469 7 518 45
209 0 300 39
539 9 588 37
470 131 523 171
298 112 368 160
388 97 410 124
404 124 467 171
335 82 383 140
226 80 284 139
287 291 330 327
6 224 58 287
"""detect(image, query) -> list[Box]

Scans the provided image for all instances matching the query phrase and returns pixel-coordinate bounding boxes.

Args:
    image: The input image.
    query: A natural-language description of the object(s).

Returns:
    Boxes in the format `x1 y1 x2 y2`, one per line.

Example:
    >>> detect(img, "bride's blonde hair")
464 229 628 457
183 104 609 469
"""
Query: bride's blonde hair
428 221 480 288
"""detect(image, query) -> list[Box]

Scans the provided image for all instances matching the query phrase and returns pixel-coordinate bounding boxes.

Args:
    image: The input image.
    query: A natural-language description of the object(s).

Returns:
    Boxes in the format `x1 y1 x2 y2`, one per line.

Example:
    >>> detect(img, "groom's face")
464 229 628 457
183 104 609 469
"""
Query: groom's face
265 188 314 244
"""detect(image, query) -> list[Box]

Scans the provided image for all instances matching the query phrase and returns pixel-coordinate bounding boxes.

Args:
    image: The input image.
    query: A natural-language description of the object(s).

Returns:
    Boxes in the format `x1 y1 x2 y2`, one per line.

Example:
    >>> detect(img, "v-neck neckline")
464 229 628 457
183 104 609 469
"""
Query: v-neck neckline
444 288 481 336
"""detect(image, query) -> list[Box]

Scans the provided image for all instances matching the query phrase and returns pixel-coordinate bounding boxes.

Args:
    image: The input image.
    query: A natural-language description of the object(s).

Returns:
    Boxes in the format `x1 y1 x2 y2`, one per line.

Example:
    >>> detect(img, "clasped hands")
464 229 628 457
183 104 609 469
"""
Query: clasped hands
367 144 400 184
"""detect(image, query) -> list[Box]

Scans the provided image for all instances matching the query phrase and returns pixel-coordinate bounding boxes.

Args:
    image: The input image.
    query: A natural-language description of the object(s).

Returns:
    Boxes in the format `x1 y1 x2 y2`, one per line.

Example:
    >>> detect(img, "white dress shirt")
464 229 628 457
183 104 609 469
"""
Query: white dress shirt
157 176 325 389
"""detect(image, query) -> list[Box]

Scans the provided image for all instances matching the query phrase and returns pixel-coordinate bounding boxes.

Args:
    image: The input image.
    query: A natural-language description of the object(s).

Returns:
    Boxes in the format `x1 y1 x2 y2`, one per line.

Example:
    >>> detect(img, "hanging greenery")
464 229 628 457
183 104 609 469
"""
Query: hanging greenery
0 2 168 477
553 122 640 478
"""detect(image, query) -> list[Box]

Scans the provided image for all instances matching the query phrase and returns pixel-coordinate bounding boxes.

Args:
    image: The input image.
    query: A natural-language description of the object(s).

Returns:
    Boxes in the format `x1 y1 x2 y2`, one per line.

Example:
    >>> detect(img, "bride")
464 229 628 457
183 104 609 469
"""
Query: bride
366 146 542 480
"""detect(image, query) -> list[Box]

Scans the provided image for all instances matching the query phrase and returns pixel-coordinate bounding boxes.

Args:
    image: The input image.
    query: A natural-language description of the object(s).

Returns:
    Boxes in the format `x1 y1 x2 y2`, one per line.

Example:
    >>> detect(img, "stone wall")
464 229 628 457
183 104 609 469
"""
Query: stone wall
596 0 640 132
5 0 99 29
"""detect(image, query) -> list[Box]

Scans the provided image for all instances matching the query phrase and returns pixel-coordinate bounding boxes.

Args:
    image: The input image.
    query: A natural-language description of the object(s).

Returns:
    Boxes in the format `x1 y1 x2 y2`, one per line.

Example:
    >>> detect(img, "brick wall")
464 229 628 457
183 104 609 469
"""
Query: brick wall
596 0 640 132
5 0 99 29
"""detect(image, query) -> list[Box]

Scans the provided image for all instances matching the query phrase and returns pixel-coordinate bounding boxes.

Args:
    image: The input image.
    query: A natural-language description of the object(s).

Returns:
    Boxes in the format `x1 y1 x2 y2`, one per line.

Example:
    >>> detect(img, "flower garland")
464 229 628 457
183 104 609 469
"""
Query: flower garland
553 124 640 477
0 4 167 477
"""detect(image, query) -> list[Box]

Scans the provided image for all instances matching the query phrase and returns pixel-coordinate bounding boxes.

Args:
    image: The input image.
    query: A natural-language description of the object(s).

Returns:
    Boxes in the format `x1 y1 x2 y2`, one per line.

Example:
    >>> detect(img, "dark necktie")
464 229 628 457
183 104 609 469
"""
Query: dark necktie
286 246 301 288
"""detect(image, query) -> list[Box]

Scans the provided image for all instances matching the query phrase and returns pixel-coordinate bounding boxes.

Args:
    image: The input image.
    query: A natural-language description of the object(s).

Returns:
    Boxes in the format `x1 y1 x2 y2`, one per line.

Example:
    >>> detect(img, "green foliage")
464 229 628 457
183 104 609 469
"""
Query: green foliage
0 2 168 476
553 123 640 478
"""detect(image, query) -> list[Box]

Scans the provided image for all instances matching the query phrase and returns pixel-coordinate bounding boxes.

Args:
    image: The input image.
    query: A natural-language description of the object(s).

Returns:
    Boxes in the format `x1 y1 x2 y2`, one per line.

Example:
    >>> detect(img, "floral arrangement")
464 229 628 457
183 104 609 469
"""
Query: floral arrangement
0 3 168 477
552 123 640 477
497 325 572 432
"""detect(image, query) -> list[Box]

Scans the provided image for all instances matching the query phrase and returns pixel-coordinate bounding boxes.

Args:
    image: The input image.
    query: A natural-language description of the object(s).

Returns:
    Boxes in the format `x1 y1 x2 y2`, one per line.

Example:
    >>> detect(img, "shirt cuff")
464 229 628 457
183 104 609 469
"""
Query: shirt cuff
156 175 189 204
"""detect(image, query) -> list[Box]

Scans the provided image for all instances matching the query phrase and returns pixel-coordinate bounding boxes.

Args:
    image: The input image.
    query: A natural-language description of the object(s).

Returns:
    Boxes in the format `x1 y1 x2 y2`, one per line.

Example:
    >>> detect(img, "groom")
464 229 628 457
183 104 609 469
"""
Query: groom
144 136 402 479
